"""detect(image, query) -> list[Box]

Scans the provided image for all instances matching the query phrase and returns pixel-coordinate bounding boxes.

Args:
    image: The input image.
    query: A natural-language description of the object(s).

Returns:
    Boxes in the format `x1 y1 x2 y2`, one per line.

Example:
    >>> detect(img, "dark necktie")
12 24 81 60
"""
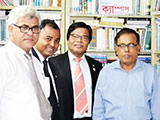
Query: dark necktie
43 60 58 108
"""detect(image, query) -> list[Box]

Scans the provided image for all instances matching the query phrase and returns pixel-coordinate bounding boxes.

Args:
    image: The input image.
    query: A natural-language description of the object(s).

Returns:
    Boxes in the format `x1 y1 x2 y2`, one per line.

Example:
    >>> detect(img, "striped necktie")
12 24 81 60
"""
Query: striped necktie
25 53 52 120
74 58 88 115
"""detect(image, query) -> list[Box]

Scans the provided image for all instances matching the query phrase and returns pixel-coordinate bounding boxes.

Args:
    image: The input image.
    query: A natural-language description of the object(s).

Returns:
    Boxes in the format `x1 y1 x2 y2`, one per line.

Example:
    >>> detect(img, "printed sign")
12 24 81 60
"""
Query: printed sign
99 0 133 15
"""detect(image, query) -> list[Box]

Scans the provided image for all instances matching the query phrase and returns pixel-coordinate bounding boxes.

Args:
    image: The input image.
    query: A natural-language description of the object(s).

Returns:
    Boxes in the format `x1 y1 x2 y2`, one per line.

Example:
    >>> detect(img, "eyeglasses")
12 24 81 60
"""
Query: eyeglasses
70 34 89 42
116 43 138 49
12 24 40 34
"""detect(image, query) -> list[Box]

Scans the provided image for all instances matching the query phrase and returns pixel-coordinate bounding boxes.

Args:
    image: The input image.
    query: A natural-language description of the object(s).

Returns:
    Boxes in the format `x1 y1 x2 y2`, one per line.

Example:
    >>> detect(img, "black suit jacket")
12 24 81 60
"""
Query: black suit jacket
31 48 61 120
48 52 102 120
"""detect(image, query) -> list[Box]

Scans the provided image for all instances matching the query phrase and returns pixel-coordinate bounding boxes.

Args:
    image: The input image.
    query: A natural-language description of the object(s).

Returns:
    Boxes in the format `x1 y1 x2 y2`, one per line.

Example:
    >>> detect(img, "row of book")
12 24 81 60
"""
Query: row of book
88 27 151 51
70 0 151 16
86 18 151 51
132 0 151 16
86 53 151 65
0 0 61 7
71 0 98 14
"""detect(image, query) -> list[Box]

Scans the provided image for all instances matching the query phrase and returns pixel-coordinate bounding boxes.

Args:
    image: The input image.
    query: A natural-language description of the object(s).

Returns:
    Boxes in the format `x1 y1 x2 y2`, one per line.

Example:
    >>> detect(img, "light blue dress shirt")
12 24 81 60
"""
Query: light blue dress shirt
93 59 160 120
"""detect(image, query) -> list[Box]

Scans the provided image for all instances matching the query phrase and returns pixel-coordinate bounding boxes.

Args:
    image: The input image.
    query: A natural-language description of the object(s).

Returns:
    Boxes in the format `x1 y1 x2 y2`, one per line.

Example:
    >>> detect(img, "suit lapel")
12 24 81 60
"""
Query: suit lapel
85 55 96 85
61 52 74 99
31 48 40 61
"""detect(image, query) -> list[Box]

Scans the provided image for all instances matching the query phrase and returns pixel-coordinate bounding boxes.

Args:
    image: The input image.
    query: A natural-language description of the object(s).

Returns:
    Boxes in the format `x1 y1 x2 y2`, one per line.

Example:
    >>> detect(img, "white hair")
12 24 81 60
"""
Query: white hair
8 5 41 26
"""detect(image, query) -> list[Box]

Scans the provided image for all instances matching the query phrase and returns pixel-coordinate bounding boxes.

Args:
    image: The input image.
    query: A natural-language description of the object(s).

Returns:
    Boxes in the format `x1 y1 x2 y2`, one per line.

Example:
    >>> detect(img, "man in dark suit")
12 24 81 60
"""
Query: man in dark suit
49 22 103 120
31 19 61 120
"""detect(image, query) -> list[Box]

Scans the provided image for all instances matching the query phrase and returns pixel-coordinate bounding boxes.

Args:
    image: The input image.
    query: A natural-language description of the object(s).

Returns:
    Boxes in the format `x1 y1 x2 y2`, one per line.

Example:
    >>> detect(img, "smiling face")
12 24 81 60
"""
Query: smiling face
115 33 141 70
67 27 89 58
35 25 60 59
8 16 39 52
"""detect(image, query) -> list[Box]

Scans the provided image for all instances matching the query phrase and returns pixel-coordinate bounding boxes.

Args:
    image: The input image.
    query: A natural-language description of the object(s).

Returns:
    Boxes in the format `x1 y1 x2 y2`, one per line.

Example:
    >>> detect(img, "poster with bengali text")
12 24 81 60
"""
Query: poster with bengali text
99 0 133 15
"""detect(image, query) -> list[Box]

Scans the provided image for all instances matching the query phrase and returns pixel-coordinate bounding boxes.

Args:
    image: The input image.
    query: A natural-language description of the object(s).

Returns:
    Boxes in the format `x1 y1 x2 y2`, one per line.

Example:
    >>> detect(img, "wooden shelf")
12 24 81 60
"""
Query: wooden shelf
0 41 8 45
70 14 151 19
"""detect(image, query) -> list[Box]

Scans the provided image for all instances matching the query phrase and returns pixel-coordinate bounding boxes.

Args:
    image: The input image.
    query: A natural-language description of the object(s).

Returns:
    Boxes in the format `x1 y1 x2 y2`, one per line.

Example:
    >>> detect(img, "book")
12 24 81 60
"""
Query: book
100 18 124 27
144 25 151 50
145 0 151 15
126 18 150 25
88 26 97 50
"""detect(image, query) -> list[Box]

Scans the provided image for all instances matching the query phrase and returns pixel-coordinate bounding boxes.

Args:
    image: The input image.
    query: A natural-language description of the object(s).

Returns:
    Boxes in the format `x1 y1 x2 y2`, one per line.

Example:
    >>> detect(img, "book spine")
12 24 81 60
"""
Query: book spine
136 0 140 15
0 0 7 6
145 0 151 15
144 25 151 50
87 0 92 14
1 19 6 41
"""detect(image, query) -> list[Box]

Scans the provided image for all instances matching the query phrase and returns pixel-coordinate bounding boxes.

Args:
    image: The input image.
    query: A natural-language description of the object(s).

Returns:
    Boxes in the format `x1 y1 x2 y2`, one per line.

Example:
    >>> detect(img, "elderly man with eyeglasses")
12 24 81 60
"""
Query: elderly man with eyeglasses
93 28 160 120
0 5 52 120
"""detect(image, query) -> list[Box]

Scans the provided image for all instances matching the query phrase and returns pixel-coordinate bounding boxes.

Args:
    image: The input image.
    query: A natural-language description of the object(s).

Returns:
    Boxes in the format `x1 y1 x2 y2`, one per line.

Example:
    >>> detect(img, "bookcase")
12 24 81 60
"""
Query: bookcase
65 0 152 64
0 0 66 54
151 0 160 73
1 0 160 71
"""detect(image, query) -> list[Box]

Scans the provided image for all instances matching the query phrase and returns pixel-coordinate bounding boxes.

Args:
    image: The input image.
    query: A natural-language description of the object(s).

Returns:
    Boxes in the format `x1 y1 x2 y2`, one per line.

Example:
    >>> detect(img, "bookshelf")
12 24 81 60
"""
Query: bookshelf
151 0 160 73
1 0 159 67
65 0 152 64
0 0 66 54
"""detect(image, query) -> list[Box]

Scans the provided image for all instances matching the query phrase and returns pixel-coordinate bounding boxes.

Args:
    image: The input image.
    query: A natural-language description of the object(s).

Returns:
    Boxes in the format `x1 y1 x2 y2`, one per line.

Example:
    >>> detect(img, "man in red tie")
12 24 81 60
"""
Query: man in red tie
49 22 103 120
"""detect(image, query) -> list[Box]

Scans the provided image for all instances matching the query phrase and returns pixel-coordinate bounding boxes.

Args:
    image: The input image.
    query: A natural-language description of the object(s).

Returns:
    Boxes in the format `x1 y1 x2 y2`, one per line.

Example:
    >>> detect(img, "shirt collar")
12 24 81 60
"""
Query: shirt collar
68 51 86 62
33 47 45 63
114 59 142 70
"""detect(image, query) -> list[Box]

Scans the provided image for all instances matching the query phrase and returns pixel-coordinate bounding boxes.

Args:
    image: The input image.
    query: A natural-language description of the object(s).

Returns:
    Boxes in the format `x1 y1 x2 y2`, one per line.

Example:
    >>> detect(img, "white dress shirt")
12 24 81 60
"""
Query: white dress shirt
33 47 59 101
0 41 47 120
68 51 92 118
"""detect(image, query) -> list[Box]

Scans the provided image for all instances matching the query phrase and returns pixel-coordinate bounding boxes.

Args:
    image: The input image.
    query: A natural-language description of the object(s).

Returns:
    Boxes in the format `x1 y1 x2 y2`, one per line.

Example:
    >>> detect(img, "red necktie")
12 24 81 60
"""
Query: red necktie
74 58 88 115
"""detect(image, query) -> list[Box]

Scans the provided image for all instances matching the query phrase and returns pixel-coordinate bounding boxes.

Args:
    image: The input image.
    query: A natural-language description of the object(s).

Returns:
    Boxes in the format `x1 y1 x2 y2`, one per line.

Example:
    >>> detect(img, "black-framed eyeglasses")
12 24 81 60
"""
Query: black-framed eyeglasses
70 34 89 42
12 24 40 34
116 43 139 49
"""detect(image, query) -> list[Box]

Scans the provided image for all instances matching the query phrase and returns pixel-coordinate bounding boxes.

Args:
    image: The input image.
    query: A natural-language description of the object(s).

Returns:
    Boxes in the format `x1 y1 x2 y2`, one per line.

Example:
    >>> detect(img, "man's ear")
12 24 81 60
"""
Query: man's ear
138 45 141 52
8 25 13 33
115 46 118 56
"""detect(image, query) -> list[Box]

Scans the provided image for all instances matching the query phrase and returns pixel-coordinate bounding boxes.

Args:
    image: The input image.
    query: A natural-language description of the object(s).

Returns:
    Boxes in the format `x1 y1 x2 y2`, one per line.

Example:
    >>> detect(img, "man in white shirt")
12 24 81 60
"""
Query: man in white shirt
31 19 61 120
0 5 51 120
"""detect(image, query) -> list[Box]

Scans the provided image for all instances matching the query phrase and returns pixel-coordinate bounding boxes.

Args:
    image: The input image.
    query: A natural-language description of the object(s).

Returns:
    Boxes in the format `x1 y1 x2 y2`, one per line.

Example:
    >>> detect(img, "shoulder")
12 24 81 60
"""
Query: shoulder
99 61 118 75
0 46 17 77
48 52 69 69
49 52 67 62
0 46 12 66
139 61 156 73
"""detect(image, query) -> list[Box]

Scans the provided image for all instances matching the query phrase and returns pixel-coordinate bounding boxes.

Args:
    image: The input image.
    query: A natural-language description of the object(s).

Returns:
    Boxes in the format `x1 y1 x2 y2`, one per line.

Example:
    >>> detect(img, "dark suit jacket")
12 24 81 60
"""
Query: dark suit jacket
31 48 61 120
48 52 102 120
